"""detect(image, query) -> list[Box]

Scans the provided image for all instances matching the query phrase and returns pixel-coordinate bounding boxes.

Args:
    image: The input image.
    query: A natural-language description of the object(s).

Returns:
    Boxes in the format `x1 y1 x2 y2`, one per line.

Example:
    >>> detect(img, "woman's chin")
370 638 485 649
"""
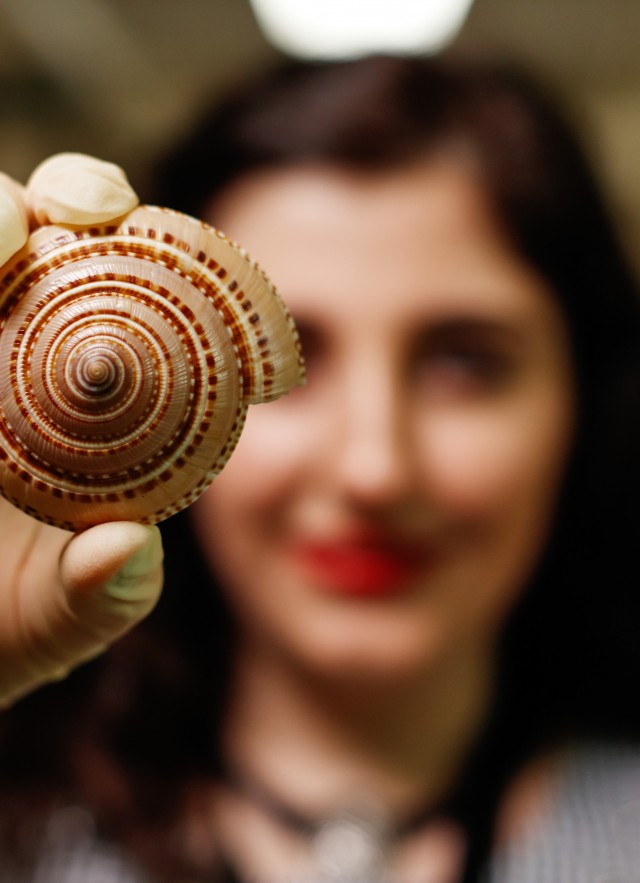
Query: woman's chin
277 614 448 688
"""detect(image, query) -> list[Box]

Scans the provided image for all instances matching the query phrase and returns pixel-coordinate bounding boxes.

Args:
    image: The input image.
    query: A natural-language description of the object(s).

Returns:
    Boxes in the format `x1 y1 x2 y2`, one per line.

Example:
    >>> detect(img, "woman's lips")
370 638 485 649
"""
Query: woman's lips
291 538 437 598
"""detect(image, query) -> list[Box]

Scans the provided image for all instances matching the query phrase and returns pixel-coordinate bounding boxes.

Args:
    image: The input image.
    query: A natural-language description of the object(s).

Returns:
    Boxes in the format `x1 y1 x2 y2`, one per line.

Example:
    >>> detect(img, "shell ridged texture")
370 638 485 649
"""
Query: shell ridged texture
0 205 304 530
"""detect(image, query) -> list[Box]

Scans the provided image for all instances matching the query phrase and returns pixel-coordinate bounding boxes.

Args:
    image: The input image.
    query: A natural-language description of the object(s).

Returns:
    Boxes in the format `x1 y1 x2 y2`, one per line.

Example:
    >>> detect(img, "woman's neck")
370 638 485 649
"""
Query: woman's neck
220 635 495 820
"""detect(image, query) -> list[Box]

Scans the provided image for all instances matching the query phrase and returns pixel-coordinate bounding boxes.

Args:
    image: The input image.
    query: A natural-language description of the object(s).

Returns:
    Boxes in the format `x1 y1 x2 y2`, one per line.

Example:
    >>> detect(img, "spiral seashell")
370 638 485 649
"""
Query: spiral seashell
0 205 304 531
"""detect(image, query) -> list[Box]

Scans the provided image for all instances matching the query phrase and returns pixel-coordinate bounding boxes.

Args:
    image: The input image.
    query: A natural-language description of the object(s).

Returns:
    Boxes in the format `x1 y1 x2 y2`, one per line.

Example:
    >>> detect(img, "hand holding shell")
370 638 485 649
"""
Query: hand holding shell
0 154 304 531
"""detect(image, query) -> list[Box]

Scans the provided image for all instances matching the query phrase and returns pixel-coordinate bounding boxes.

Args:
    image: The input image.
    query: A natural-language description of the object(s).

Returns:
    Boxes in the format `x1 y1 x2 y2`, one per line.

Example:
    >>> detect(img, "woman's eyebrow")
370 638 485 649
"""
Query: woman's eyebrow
414 316 529 346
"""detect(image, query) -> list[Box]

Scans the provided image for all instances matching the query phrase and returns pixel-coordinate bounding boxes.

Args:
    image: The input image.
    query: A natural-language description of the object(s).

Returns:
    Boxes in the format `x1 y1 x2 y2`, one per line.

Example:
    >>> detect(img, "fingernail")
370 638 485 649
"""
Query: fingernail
104 525 163 602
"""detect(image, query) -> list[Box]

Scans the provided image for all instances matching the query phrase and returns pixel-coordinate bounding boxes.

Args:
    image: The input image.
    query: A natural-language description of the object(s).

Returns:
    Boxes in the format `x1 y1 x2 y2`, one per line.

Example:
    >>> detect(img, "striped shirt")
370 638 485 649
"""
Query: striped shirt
3 743 639 883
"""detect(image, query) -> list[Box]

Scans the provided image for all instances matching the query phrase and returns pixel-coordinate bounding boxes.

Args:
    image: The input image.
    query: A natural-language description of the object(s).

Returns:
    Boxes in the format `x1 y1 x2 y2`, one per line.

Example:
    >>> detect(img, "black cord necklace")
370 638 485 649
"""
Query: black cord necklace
217 686 527 883
222 767 448 882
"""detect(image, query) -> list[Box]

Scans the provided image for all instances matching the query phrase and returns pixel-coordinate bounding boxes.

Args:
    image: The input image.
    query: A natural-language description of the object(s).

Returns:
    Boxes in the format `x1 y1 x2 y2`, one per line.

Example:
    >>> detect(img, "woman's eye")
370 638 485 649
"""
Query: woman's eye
290 320 325 386
411 320 522 399
414 346 515 398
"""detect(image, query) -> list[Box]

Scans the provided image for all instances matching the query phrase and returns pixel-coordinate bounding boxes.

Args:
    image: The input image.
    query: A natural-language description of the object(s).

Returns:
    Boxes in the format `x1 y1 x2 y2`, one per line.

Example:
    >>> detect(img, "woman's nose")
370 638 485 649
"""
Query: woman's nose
330 356 414 506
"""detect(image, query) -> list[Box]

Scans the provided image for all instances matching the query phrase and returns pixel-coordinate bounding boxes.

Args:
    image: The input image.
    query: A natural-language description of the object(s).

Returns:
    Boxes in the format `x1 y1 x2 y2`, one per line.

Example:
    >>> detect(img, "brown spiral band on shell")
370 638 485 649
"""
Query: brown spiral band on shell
0 206 304 530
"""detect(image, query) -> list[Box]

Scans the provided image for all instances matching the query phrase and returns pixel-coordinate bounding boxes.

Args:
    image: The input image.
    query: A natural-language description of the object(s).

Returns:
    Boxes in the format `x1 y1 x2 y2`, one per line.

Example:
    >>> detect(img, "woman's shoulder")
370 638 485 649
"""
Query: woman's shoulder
488 740 640 882
3 805 151 883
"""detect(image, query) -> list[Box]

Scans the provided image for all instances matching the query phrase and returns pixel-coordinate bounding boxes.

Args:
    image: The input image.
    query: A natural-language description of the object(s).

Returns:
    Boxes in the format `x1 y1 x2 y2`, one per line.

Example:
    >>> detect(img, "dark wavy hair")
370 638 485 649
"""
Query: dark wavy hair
1 54 639 880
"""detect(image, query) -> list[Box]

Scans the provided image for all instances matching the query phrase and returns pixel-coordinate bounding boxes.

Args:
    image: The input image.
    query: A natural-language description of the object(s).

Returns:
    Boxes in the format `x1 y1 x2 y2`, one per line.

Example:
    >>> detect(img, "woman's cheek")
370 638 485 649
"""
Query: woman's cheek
213 397 321 503
416 401 572 518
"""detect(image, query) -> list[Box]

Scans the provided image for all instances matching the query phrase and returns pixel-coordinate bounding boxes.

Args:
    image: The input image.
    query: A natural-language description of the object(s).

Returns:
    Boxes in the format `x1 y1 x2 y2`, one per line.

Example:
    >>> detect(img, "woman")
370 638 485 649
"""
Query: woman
1 55 640 882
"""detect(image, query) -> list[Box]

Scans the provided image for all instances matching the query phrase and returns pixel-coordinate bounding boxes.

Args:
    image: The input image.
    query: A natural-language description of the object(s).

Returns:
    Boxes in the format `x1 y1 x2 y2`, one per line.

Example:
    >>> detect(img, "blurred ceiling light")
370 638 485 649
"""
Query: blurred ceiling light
248 0 475 59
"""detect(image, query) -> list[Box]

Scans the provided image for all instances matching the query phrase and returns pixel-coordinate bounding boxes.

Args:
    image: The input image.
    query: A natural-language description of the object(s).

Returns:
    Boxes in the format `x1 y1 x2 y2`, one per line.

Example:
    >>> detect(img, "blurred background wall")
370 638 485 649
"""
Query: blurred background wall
0 0 638 267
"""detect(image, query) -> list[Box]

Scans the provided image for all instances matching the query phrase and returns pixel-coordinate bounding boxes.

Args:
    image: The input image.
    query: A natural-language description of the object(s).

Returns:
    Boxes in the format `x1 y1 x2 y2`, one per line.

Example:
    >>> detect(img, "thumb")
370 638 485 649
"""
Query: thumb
0 522 163 709
60 521 164 642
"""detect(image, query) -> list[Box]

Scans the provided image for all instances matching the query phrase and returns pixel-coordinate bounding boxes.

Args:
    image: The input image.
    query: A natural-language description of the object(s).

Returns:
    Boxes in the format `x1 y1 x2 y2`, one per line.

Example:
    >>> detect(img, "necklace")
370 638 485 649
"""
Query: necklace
222 768 442 883
307 799 393 882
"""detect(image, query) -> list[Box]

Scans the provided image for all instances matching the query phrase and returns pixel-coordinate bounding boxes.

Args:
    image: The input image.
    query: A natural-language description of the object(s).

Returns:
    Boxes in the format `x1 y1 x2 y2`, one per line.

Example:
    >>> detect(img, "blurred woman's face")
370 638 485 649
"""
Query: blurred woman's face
191 161 575 681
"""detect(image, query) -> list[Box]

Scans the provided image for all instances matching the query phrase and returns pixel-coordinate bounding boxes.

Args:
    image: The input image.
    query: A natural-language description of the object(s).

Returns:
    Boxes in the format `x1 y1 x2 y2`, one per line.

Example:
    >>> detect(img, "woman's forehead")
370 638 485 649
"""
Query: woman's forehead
211 162 556 331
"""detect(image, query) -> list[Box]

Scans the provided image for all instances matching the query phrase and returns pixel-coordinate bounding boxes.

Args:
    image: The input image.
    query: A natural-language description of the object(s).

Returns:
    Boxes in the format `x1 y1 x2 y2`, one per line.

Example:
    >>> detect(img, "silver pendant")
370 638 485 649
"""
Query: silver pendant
304 801 394 883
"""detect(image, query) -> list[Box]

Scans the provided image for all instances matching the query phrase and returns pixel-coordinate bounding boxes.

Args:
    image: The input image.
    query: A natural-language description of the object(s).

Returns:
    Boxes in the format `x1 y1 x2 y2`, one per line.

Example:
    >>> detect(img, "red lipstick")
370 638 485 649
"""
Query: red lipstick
292 537 435 598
